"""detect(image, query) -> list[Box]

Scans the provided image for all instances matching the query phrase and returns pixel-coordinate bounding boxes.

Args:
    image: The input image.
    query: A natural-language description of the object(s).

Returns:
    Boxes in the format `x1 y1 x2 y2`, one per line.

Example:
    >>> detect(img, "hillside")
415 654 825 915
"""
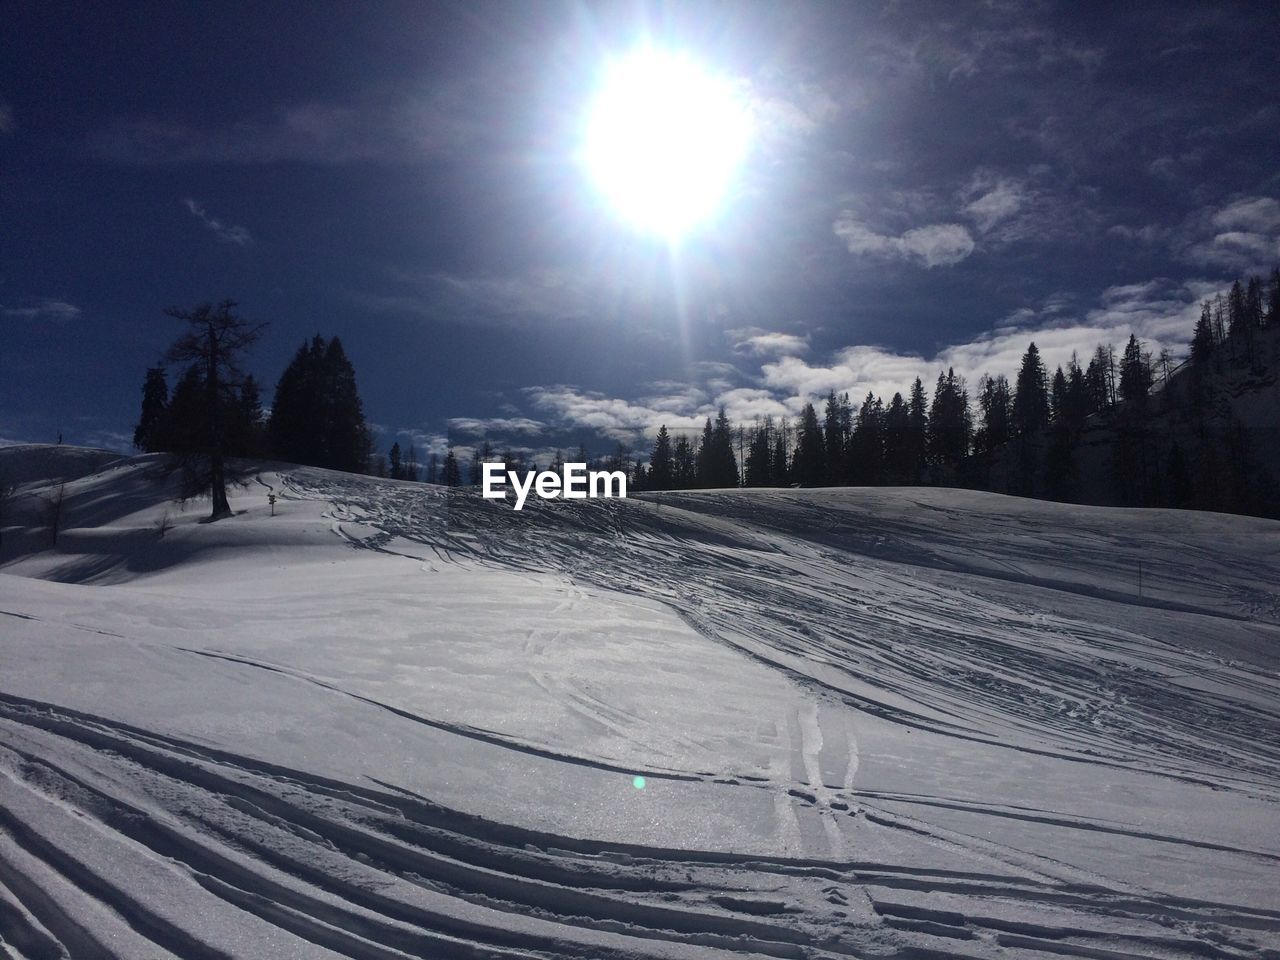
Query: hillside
1 445 1278 959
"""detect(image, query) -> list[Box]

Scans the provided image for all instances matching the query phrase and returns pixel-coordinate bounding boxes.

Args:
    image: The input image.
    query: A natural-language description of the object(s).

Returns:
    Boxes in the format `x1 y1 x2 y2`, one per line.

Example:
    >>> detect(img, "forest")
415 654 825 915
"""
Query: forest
134 267 1280 519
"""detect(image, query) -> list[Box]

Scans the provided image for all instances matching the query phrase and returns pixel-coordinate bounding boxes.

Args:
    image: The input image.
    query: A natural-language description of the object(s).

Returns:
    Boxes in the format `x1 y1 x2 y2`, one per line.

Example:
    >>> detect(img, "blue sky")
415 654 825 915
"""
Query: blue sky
3 1 1278 463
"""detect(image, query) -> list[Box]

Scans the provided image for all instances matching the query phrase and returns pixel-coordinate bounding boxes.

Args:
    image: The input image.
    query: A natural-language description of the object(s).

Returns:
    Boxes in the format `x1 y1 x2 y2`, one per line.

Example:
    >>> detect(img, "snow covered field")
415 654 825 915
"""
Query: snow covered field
1 444 1278 959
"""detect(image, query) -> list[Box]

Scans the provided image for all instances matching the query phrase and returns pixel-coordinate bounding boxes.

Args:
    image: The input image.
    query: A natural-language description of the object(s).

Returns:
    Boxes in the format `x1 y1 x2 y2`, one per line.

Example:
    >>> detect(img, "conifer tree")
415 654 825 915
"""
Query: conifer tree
794 402 826 486
883 392 911 483
648 425 674 490
1063 353 1089 434
268 335 371 473
442 448 461 486
927 368 971 472
772 421 790 485
1191 302 1216 366
823 391 846 485
974 374 1011 455
1050 367 1068 424
907 377 929 482
1118 334 1153 412
162 300 266 520
711 407 738 487
744 416 775 487
134 366 169 452
672 434 696 488
1012 342 1049 436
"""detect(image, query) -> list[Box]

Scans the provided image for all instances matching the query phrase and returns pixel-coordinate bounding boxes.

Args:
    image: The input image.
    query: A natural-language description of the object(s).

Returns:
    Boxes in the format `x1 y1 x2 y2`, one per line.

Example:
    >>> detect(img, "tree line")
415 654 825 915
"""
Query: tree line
135 268 1279 520
633 265 1280 518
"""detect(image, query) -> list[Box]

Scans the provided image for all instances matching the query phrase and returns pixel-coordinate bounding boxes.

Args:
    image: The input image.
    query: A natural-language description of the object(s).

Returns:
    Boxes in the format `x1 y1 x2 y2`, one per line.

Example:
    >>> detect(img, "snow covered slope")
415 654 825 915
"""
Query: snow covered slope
1 445 1278 959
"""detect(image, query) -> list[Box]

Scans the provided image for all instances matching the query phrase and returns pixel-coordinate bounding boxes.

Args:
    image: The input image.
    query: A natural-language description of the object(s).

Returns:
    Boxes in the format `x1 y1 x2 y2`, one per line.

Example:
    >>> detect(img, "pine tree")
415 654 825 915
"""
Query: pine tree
1050 367 1068 424
823 391 846 485
1084 345 1114 414
927 368 970 471
1118 334 1153 411
851 392 884 484
772 420 790 485
1044 420 1076 502
1191 301 1216 366
442 449 461 486
907 377 929 482
883 392 911 483
974 374 1011 456
268 335 371 473
1226 279 1247 342
227 374 266 457
695 417 715 488
1012 342 1049 436
711 407 738 487
133 367 169 452
389 442 403 480
322 337 372 472
744 416 775 487
1060 353 1088 434
159 365 206 454
672 434 695 488
648 425 674 490
1113 334 1155 506
793 403 826 486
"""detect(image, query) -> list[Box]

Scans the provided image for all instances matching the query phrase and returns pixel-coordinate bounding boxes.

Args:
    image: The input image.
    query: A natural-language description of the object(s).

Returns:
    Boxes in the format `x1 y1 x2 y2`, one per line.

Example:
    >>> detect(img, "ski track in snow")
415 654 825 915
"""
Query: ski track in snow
1 459 1278 958
3 690 1278 960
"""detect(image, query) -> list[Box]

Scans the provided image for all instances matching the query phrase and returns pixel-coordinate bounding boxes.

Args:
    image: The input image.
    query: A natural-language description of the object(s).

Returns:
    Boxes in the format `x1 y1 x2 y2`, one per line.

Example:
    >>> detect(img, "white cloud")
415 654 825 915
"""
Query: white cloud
960 172 1027 233
183 198 252 246
1 299 81 323
763 278 1212 408
833 215 975 267
1210 197 1280 233
447 416 547 437
527 387 707 443
515 273 1219 454
1179 195 1280 273
727 327 809 357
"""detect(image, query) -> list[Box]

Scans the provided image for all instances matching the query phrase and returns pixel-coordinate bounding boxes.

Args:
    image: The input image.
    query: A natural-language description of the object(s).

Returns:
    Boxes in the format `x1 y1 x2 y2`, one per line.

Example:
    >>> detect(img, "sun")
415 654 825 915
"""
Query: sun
583 49 753 241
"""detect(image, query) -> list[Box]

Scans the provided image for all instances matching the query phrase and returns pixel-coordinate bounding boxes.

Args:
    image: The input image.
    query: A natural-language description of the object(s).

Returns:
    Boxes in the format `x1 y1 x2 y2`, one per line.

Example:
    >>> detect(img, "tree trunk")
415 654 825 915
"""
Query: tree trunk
206 321 232 520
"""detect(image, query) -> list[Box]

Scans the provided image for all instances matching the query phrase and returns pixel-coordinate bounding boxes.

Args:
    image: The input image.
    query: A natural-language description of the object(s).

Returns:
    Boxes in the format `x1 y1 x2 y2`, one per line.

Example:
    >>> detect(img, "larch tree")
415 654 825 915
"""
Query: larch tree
162 300 266 521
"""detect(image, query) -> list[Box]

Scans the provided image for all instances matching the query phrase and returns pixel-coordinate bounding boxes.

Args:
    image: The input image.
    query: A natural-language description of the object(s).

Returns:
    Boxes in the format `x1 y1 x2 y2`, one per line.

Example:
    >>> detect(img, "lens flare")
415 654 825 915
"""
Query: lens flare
632 775 646 789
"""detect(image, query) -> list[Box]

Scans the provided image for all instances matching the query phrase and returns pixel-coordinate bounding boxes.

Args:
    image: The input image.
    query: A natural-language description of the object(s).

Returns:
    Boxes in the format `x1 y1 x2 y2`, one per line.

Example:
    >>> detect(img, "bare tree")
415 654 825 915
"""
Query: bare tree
163 300 266 520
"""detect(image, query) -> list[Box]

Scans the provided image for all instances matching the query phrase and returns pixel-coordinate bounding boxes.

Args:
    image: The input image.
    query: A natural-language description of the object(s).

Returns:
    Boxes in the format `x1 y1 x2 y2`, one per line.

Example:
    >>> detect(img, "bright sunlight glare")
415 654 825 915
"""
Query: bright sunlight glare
583 49 752 241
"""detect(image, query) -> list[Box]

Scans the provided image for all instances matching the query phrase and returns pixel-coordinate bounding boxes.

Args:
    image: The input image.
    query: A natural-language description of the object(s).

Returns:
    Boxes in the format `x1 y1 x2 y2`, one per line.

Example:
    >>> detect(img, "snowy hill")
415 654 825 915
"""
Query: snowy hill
1 445 1279 959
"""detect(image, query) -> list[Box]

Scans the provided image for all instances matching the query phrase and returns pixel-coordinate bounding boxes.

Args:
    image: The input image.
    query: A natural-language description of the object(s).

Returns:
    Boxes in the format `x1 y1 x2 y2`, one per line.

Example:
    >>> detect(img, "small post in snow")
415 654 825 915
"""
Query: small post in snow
268 493 277 517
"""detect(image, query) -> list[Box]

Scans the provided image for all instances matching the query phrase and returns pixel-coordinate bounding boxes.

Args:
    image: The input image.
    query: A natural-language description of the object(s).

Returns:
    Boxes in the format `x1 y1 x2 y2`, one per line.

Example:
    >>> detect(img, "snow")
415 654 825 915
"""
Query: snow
1 444 1278 958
